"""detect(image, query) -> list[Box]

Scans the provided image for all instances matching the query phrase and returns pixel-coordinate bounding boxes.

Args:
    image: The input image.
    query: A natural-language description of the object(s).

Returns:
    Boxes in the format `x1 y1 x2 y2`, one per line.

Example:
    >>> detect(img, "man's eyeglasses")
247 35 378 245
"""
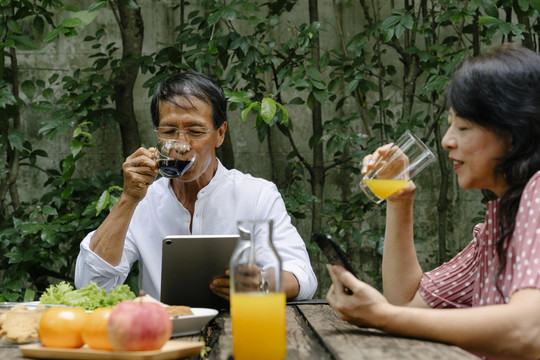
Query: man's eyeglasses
154 126 212 141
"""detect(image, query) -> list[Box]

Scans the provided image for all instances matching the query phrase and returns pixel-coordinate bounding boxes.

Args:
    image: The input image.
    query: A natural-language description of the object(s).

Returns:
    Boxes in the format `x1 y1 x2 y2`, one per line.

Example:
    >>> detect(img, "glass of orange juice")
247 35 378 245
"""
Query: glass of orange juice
229 220 286 360
360 130 435 203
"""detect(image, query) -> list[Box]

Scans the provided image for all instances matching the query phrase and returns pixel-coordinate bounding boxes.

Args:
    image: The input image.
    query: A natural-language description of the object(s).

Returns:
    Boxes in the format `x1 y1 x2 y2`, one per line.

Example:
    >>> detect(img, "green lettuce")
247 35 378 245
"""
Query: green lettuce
39 281 136 310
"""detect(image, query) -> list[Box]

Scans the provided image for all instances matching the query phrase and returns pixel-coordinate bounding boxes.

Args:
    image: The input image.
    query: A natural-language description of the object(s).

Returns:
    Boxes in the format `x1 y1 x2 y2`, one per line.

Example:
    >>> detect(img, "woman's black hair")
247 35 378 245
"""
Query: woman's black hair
150 71 227 129
445 43 540 296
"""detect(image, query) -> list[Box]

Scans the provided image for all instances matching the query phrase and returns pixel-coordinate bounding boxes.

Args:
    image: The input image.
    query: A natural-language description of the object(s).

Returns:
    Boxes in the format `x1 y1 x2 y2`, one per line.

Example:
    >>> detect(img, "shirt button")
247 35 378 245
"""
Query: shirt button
185 217 190 223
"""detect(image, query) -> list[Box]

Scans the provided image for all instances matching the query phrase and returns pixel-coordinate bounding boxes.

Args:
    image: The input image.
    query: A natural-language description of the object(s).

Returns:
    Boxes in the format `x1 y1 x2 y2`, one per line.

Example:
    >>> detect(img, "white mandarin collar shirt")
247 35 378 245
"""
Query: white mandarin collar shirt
75 160 317 300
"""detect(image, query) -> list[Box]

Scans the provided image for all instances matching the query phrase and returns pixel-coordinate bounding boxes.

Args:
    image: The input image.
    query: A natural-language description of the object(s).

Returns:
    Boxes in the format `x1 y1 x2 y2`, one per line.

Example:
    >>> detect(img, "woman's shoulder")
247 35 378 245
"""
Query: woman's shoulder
524 170 540 193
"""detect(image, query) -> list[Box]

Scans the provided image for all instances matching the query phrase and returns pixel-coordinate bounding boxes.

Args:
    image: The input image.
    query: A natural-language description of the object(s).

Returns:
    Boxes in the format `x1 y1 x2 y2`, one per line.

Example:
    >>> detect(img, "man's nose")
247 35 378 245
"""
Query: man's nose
176 130 191 141
172 142 191 155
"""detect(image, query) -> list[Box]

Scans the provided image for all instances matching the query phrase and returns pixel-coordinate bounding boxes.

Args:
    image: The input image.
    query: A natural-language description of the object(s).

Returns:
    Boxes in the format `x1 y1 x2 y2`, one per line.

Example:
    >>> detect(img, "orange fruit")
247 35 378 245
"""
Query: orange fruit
38 307 86 348
81 307 114 351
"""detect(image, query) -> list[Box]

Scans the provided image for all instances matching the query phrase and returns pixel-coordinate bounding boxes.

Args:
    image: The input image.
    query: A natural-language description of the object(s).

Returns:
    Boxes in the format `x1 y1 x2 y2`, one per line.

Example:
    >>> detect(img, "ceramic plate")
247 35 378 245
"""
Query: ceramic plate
171 308 218 337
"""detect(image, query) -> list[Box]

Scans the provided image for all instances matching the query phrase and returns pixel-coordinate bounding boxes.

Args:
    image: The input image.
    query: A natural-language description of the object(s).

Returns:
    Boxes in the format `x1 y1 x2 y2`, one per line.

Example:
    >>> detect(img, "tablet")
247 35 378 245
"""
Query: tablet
160 234 239 309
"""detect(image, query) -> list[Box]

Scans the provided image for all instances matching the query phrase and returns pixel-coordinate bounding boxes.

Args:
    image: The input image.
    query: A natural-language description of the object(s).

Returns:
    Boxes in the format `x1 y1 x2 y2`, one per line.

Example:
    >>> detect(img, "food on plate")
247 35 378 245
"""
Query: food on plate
38 307 86 348
167 305 194 318
0 305 45 344
108 299 173 351
81 306 114 351
136 294 194 317
137 294 164 305
39 281 135 310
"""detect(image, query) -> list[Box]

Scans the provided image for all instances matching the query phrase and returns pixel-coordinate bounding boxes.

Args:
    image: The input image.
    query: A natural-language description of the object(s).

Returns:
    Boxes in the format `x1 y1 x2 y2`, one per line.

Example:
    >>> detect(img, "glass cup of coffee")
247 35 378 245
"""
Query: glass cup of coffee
359 130 435 204
154 139 196 179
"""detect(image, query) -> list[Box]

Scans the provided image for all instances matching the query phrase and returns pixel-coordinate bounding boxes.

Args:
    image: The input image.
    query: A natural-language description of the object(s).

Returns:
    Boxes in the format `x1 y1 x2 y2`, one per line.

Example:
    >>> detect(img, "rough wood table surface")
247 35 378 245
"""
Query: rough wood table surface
1 302 478 360
204 302 479 360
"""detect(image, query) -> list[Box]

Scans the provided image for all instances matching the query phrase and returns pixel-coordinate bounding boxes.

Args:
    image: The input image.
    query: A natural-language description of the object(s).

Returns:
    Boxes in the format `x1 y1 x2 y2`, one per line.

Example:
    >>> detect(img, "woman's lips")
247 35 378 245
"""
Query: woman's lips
450 157 463 171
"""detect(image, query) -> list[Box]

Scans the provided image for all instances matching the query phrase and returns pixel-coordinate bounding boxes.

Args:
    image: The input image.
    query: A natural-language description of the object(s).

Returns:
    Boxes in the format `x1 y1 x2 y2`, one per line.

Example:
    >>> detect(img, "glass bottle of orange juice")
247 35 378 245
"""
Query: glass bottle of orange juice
230 220 286 360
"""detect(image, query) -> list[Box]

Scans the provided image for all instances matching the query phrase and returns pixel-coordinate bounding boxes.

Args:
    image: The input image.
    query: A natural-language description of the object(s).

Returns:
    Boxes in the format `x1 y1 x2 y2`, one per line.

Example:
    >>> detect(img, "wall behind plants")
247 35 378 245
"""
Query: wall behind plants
3 0 535 300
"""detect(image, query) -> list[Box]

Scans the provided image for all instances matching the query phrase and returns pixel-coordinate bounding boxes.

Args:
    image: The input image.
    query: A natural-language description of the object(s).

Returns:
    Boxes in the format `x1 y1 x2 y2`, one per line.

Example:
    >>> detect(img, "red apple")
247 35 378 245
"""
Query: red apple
107 300 172 351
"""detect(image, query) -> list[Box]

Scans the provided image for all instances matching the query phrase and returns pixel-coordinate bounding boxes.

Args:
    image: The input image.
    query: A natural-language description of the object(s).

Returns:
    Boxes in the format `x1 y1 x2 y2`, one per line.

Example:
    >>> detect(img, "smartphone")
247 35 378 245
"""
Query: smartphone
311 233 357 278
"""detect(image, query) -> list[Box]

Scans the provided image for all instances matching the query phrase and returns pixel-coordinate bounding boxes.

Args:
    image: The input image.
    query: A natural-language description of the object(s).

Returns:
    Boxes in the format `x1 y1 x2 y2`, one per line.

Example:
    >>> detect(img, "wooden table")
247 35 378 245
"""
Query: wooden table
1 301 478 360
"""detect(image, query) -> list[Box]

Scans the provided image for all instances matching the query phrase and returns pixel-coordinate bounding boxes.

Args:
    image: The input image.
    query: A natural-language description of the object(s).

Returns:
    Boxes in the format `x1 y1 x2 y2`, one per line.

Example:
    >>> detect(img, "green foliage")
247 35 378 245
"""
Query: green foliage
0 169 122 301
0 1 124 301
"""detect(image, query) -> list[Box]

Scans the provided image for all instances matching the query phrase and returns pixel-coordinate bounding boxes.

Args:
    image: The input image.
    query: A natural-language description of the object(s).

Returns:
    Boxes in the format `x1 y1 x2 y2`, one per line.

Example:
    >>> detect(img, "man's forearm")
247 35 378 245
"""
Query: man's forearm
89 193 140 266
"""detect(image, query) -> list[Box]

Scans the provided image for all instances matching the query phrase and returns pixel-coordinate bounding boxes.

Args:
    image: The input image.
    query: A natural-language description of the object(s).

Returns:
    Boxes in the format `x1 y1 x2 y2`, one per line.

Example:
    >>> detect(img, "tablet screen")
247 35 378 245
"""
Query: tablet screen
160 235 238 309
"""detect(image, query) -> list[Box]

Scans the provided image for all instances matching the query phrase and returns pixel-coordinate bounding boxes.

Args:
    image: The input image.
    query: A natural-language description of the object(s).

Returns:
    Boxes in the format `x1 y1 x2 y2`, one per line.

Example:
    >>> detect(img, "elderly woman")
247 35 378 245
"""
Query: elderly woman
326 43 540 359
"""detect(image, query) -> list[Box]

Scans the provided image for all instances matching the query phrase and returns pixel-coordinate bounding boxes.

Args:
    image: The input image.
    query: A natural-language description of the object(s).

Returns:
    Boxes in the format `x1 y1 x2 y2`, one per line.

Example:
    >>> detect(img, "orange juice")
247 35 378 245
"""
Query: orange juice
231 292 286 360
364 179 409 199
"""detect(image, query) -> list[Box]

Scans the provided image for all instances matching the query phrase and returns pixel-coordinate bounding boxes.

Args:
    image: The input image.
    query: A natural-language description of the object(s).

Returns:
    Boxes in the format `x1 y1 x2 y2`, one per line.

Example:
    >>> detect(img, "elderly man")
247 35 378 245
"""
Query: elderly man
75 71 317 301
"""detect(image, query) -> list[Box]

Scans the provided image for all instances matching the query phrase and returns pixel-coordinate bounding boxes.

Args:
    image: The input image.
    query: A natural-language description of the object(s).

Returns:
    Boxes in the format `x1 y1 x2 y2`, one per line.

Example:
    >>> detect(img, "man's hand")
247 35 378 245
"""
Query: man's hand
211 264 267 301
210 269 231 301
122 147 158 202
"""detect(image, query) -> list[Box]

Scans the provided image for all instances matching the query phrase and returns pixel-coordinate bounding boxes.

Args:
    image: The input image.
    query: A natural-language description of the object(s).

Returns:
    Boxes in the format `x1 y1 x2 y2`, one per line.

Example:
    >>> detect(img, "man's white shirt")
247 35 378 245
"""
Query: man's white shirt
75 160 317 300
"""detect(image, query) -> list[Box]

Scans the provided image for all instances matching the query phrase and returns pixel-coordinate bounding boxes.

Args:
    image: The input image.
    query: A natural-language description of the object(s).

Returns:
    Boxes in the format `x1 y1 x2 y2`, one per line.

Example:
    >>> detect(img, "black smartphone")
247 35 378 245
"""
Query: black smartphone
311 233 357 278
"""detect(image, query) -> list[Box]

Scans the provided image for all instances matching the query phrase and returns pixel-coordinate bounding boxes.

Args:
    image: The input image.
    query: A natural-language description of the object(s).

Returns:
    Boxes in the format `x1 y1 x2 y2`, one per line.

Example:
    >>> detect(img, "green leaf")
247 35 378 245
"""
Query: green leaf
346 78 360 94
311 80 326 90
381 15 401 30
289 97 305 105
421 74 450 96
226 90 252 104
478 16 500 25
11 34 39 50
481 2 500 18
43 28 61 43
8 128 24 151
328 78 340 92
312 88 327 104
62 185 74 198
276 102 289 124
61 10 99 28
70 139 83 157
307 65 322 81
88 1 107 12
241 103 257 122
30 101 54 113
42 205 58 216
33 149 48 158
23 289 36 302
7 19 22 34
48 73 59 84
21 80 36 99
123 0 139 9
261 97 277 124
96 190 110 215
401 14 414 29
518 0 529 11
43 88 54 99
33 16 45 35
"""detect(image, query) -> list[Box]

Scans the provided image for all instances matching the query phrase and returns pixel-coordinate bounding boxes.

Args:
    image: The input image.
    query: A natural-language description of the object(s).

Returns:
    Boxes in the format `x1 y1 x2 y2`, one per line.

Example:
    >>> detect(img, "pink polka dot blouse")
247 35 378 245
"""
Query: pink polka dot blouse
419 170 540 308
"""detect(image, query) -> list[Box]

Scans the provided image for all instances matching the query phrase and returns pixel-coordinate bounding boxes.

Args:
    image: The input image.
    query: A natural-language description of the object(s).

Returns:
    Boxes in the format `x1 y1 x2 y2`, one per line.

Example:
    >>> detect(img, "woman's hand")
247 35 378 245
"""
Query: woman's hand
122 147 159 202
326 264 391 328
361 144 416 202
